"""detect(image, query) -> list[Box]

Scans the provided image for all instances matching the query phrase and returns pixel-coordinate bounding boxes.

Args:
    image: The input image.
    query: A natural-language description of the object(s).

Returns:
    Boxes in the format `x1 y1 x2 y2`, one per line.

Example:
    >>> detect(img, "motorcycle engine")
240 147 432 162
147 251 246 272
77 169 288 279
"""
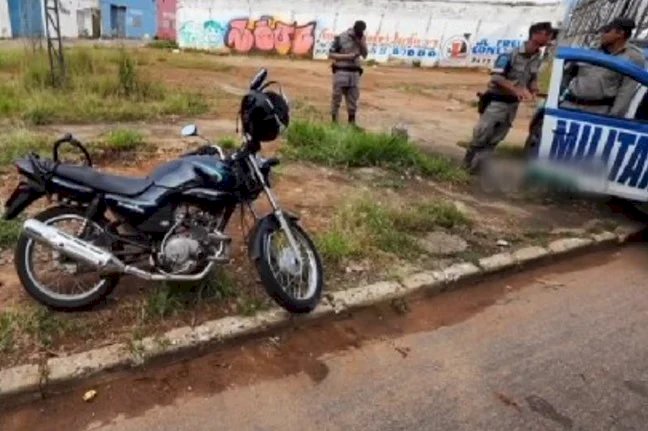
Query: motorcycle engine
161 234 202 274
158 207 211 275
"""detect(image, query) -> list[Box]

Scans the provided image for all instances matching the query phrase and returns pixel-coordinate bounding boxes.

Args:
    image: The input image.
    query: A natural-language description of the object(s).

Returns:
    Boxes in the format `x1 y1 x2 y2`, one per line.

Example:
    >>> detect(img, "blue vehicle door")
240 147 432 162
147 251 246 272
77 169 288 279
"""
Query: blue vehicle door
536 47 648 202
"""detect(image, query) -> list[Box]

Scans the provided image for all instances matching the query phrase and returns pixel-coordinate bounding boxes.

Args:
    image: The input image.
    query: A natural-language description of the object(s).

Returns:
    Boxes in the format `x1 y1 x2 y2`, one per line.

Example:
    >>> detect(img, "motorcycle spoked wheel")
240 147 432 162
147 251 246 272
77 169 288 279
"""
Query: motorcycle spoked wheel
15 206 120 311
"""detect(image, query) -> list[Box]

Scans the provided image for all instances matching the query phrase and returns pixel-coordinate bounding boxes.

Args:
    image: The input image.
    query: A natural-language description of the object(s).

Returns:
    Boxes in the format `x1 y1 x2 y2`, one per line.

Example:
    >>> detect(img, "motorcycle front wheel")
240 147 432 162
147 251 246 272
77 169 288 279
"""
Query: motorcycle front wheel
256 220 323 313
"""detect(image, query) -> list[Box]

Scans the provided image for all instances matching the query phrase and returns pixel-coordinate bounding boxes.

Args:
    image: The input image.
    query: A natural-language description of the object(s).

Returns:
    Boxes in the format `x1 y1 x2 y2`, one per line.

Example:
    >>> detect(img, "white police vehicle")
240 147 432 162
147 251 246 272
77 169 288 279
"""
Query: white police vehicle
526 43 648 204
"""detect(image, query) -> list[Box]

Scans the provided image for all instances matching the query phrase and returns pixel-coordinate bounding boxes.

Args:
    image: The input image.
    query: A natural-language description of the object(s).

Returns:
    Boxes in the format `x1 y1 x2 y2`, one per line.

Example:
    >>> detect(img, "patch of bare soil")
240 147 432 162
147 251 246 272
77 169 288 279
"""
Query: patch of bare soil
139 54 533 157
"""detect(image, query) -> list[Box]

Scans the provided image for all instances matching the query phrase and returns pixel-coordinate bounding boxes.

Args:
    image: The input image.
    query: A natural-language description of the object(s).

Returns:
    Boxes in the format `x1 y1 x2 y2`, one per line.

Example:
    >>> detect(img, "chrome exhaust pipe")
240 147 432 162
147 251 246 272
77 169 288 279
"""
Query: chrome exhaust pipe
22 218 225 282
23 219 121 270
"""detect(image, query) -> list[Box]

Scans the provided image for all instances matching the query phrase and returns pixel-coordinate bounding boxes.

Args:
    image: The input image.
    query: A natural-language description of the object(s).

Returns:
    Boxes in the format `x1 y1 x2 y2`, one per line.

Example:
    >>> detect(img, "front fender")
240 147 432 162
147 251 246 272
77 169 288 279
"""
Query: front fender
248 211 300 261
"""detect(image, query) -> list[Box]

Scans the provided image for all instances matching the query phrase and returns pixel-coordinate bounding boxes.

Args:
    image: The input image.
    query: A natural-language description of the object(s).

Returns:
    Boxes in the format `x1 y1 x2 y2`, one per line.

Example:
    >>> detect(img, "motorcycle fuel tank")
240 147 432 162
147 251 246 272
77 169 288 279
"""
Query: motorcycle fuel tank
151 155 236 190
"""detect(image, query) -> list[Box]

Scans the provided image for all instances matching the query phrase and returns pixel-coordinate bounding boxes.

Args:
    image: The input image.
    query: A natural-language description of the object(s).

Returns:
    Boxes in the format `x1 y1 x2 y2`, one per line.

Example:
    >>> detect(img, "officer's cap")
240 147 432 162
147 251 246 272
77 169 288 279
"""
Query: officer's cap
600 17 636 34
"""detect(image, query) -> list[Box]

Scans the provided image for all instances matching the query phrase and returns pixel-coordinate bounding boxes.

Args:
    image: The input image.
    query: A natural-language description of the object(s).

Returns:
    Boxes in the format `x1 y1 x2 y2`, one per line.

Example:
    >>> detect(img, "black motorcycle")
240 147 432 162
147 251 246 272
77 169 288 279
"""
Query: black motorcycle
3 69 323 313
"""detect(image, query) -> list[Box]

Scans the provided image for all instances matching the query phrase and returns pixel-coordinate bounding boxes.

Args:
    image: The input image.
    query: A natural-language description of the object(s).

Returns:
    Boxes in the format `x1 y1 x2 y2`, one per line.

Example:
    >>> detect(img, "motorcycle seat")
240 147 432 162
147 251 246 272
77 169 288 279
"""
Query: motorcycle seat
45 162 153 197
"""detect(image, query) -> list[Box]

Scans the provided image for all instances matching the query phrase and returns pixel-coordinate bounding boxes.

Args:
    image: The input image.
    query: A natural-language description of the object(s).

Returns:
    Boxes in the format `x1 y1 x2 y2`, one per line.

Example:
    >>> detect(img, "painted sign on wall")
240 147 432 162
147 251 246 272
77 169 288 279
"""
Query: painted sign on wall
176 0 564 67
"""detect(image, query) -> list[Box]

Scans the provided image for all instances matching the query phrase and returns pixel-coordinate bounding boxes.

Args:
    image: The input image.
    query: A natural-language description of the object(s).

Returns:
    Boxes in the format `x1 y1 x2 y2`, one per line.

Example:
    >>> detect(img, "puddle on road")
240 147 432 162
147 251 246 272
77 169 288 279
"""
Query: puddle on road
0 247 624 431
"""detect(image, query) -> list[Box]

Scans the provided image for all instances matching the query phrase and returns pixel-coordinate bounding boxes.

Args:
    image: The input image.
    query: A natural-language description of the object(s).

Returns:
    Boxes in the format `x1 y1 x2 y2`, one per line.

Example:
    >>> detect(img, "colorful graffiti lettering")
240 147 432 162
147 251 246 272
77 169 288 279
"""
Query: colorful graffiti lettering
178 20 227 49
204 20 226 48
225 16 316 56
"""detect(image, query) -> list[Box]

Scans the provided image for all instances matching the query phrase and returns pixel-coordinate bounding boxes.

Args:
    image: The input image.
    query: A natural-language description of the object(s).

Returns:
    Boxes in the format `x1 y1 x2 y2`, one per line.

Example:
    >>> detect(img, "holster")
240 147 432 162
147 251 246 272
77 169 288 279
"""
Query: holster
477 91 518 114
477 92 491 115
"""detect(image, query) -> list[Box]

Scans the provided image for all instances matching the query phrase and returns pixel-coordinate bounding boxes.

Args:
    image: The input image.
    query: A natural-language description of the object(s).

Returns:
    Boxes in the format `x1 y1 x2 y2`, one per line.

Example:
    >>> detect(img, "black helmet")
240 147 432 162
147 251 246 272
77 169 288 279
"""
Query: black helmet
239 86 290 143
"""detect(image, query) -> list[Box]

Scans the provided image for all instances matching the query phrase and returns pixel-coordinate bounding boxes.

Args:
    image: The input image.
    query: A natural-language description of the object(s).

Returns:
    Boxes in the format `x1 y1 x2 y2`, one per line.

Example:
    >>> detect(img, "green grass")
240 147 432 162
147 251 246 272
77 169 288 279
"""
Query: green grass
237 295 267 316
195 270 238 303
292 100 326 122
0 218 23 249
160 93 210 116
217 136 239 150
22 307 78 348
0 307 81 351
0 47 211 124
148 40 179 50
102 129 146 152
316 229 357 266
143 269 239 322
395 201 471 231
0 129 49 167
284 121 467 183
317 197 471 265
0 312 17 353
144 286 185 321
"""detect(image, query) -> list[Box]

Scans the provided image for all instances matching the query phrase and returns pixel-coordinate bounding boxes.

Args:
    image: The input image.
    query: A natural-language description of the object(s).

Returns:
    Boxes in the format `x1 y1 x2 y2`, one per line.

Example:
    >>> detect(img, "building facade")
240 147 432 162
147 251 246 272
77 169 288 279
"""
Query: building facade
157 0 176 40
100 0 157 39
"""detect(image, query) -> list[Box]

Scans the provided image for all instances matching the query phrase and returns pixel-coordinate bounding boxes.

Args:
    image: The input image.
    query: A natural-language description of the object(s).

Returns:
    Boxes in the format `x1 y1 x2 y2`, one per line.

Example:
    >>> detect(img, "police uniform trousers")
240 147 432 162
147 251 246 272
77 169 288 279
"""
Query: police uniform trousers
469 101 519 152
331 70 360 118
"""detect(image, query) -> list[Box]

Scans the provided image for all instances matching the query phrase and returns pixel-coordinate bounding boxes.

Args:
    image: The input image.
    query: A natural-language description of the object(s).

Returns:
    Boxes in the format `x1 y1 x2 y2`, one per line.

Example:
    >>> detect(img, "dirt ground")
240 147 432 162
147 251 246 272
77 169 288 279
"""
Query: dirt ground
0 48 639 367
34 51 533 157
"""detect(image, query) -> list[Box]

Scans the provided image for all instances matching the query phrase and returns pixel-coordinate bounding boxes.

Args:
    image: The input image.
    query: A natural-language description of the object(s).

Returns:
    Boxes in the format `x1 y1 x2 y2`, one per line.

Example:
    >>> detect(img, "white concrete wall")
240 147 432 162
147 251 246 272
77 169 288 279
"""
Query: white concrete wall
176 0 566 67
58 0 100 38
0 0 11 38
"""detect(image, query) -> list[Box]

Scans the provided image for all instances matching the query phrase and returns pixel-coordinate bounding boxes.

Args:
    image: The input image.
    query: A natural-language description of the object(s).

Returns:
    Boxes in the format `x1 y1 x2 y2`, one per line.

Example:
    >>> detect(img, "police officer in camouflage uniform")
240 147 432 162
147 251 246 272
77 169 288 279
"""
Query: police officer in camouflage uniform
329 21 368 125
562 17 645 116
463 22 554 172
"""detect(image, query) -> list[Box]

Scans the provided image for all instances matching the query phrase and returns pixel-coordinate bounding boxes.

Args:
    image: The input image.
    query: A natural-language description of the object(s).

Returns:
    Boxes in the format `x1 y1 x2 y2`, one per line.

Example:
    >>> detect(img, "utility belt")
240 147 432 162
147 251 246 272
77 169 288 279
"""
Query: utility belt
477 92 519 114
563 93 614 106
332 64 364 76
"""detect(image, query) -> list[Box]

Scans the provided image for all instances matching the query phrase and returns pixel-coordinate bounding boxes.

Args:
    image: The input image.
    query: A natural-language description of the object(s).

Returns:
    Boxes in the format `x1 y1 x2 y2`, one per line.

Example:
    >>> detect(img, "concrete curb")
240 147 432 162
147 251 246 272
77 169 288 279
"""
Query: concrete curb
0 227 642 400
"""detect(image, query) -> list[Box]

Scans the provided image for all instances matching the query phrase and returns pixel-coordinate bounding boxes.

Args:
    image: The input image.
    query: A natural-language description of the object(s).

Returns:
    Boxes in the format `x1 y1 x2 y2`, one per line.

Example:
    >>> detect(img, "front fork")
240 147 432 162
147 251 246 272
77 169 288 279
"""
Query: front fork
247 154 304 268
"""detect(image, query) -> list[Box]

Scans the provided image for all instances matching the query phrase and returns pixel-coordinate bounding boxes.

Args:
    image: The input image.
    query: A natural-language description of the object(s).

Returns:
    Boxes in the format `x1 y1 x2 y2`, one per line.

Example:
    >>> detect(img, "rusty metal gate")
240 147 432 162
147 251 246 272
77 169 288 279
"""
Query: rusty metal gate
564 0 648 46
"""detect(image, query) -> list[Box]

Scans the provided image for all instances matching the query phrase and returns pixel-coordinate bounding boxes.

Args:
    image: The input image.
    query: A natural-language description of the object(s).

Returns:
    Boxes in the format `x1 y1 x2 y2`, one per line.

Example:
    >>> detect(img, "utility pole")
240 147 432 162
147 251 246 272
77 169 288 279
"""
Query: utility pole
43 0 65 87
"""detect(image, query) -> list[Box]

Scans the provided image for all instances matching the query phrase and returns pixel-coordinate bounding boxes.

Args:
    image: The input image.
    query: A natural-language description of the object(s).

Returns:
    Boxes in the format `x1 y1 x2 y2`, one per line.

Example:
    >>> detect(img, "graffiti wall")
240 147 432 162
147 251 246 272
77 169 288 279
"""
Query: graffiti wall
176 0 566 67
226 17 316 55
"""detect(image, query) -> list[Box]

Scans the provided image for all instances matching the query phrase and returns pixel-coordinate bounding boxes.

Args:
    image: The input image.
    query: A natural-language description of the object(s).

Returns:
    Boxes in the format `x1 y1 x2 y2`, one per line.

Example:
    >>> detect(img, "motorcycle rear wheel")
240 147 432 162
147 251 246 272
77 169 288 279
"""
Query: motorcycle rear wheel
15 206 120 311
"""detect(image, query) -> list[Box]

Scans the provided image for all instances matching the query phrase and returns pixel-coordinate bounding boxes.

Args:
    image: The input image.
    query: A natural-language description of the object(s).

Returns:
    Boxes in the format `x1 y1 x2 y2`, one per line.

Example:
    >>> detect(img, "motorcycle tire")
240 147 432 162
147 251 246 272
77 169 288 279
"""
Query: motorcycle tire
256 220 323 314
15 206 120 311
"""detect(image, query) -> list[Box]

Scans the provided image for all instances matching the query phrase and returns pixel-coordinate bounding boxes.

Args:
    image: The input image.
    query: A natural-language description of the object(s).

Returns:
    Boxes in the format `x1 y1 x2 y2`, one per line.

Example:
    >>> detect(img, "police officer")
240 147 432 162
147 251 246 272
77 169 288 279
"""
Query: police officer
562 17 645 116
463 22 554 172
329 21 368 125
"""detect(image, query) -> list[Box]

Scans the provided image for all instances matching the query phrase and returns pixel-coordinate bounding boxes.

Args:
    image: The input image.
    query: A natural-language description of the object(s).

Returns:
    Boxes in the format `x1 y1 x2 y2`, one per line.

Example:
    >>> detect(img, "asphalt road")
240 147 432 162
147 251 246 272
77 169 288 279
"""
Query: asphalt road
2 245 648 431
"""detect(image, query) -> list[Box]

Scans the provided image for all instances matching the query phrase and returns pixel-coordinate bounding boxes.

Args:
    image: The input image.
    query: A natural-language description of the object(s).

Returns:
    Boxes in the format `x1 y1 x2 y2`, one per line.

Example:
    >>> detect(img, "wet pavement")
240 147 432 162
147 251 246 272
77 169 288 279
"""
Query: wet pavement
2 245 648 430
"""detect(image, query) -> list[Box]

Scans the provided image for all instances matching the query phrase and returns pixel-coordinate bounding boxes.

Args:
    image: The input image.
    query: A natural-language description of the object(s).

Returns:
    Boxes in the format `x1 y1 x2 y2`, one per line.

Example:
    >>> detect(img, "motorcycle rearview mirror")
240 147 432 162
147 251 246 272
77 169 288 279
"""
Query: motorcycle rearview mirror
181 124 198 137
249 68 268 91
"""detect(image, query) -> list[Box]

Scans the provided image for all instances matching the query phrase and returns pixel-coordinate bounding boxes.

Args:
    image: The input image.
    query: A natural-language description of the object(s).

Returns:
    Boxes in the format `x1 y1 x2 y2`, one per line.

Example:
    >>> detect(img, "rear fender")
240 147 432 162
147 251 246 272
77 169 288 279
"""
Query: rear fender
248 211 300 261
4 180 45 220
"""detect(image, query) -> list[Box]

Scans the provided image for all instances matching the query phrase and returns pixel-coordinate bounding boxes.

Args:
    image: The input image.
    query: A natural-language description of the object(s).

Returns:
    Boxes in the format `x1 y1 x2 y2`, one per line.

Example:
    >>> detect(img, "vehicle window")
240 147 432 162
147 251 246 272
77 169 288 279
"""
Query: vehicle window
558 60 644 120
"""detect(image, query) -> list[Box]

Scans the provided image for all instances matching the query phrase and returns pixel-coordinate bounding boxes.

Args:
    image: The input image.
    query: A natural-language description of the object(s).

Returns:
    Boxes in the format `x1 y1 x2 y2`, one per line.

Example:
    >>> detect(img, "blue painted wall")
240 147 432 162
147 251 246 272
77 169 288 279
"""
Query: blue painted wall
8 0 44 37
100 0 157 39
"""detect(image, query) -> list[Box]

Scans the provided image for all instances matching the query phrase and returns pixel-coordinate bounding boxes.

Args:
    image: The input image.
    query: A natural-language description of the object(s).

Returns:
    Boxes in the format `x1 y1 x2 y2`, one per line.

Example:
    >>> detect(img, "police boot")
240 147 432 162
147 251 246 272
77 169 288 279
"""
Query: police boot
462 148 477 173
332 113 338 124
348 113 356 125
